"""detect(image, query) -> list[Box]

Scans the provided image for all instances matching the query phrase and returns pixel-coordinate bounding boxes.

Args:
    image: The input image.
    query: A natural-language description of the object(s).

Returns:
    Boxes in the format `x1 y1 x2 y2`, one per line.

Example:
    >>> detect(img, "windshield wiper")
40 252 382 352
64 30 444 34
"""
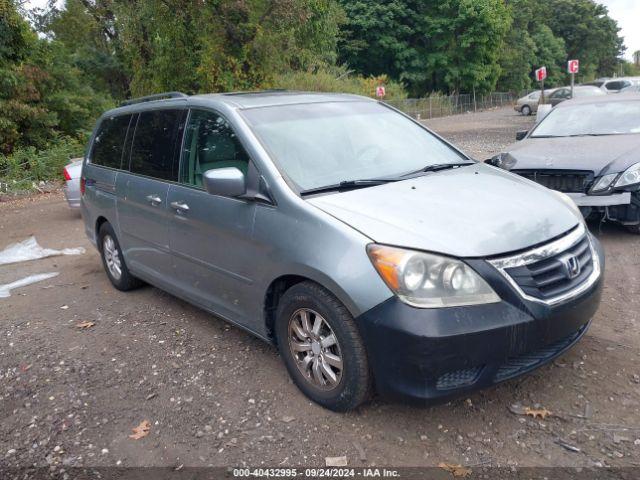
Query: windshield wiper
400 162 474 177
300 178 400 196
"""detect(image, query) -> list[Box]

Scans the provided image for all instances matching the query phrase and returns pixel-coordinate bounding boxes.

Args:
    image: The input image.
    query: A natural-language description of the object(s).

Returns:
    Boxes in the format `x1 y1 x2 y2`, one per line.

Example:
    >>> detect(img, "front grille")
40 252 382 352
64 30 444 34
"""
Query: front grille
494 323 587 382
436 367 483 390
512 169 593 193
503 234 594 301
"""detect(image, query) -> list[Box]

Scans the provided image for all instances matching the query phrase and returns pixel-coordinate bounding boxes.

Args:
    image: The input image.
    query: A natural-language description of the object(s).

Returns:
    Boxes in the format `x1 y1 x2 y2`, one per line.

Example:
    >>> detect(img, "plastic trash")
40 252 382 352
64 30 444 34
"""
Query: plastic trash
0 236 85 266
0 272 59 298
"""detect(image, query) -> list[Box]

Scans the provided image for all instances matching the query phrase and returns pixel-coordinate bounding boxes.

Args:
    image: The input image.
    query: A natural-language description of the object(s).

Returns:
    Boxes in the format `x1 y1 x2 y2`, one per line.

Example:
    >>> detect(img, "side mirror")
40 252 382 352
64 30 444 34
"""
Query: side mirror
203 167 246 198
515 130 528 141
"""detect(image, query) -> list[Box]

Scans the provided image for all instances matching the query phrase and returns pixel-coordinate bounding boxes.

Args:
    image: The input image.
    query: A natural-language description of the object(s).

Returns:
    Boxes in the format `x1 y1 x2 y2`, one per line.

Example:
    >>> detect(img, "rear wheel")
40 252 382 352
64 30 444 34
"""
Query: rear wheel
521 105 532 116
275 281 372 411
98 223 143 291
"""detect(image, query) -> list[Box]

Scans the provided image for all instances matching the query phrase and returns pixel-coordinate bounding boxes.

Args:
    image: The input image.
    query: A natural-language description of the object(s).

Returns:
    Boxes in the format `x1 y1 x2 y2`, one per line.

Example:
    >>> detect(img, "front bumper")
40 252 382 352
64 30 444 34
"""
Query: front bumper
567 191 631 207
355 236 604 403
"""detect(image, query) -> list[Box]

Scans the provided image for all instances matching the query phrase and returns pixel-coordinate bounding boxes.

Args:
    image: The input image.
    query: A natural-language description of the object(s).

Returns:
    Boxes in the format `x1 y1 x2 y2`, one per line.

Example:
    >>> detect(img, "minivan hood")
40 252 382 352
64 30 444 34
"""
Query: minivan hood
307 164 580 258
503 134 640 175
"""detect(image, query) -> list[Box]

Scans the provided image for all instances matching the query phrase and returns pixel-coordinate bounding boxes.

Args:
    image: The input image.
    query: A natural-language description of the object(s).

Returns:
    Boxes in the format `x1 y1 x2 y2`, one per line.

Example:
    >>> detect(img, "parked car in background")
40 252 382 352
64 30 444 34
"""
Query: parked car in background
490 93 640 234
63 158 83 209
600 77 640 93
548 86 605 106
582 78 609 88
514 89 556 116
81 91 603 411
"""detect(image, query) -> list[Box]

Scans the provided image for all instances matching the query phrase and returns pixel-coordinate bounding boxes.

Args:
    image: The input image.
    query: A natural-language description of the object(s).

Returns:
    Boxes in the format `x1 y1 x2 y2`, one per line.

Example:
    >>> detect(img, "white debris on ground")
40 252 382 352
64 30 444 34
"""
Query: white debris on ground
0 272 59 298
0 236 85 266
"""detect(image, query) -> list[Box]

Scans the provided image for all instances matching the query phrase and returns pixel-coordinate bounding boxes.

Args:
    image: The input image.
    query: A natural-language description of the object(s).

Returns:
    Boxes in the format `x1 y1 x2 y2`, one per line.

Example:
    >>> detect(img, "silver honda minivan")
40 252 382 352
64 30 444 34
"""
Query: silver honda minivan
81 91 604 411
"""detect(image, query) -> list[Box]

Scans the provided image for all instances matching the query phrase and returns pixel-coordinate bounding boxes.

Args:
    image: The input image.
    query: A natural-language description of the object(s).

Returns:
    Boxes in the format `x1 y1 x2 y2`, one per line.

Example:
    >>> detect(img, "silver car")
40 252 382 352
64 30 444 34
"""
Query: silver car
514 89 556 116
81 91 604 411
63 158 83 208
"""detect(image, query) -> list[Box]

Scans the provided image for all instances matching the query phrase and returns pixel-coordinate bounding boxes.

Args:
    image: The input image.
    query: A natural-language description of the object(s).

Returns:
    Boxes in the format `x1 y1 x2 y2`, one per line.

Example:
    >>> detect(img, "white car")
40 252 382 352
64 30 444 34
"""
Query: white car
600 78 640 93
63 158 83 209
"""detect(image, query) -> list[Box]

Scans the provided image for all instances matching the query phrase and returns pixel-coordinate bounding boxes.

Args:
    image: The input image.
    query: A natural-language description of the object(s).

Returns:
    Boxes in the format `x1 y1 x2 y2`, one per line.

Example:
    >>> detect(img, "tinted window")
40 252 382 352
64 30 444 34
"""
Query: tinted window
130 109 182 180
91 115 131 169
180 110 250 188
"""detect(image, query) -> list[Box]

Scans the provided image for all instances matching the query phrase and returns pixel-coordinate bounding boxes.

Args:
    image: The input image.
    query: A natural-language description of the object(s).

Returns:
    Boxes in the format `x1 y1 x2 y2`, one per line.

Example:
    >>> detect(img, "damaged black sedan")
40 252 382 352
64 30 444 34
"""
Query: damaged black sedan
490 94 640 233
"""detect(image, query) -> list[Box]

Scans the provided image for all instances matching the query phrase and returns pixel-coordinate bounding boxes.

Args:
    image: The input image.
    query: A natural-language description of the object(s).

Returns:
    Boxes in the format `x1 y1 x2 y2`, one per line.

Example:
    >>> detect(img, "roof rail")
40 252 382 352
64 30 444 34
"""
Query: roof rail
120 91 188 106
222 89 289 96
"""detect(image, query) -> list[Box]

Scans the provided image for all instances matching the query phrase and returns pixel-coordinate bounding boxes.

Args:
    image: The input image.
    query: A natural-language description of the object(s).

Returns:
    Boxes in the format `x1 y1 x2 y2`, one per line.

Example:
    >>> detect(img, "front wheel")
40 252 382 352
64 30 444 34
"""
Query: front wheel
275 282 372 411
521 105 532 116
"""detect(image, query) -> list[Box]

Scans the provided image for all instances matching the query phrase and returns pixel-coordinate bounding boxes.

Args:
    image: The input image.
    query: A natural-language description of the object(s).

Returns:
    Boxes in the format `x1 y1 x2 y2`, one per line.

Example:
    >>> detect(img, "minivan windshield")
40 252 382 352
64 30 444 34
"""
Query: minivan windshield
531 100 640 138
242 101 470 191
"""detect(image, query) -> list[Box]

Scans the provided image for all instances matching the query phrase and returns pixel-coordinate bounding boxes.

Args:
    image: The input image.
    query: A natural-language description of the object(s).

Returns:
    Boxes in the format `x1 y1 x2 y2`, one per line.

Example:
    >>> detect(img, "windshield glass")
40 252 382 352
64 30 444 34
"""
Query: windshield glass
531 100 640 137
242 101 468 191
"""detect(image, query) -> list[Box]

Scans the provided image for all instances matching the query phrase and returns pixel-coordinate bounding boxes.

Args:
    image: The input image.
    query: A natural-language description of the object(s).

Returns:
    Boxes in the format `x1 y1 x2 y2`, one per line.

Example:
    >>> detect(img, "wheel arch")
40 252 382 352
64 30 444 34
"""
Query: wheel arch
95 216 109 248
263 272 361 344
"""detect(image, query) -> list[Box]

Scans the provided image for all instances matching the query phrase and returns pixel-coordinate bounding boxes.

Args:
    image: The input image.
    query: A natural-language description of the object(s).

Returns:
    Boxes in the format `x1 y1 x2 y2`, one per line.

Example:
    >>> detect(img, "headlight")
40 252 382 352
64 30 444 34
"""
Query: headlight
367 245 500 308
490 153 516 170
590 173 618 193
614 162 640 188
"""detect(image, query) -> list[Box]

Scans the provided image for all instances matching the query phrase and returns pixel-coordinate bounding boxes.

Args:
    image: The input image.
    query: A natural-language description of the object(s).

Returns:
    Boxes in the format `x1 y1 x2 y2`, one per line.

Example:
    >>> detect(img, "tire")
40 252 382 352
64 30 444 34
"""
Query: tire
521 105 532 116
97 222 143 291
275 281 372 411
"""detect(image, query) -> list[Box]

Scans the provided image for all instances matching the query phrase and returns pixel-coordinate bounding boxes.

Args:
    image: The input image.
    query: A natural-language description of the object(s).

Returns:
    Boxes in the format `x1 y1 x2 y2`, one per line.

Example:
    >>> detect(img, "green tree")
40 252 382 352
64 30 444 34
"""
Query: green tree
0 0 111 154
531 24 566 87
544 0 624 78
338 0 510 95
38 0 129 98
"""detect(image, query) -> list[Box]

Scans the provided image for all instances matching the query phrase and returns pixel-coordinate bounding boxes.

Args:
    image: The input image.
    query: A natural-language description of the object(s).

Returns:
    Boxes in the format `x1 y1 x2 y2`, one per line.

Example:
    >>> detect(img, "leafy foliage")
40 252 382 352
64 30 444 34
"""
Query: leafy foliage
338 0 510 95
1 0 111 155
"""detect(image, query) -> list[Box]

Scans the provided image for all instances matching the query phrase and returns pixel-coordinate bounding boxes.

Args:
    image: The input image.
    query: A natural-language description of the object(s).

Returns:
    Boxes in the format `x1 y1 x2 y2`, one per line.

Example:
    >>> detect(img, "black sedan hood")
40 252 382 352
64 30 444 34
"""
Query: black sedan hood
502 134 640 175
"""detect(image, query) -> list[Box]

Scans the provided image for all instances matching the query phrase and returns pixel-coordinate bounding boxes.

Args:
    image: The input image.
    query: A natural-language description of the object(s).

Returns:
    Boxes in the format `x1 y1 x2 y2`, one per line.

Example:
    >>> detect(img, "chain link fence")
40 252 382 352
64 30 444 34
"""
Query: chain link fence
385 92 520 120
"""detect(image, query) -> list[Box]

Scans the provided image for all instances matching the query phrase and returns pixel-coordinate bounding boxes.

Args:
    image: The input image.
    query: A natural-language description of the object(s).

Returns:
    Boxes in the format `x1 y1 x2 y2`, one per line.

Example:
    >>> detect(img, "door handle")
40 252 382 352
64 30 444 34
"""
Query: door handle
170 201 190 212
146 195 162 205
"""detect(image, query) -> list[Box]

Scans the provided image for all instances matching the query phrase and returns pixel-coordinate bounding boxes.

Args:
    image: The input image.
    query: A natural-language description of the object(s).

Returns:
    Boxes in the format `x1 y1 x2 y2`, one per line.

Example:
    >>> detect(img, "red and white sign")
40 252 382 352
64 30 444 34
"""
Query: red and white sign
375 86 386 98
535 67 547 82
568 59 579 74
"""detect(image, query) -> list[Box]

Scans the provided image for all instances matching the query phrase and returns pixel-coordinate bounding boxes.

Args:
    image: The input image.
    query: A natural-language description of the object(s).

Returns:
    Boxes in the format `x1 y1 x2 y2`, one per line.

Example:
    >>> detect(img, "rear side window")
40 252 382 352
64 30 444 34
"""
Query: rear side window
130 109 182 181
90 114 132 169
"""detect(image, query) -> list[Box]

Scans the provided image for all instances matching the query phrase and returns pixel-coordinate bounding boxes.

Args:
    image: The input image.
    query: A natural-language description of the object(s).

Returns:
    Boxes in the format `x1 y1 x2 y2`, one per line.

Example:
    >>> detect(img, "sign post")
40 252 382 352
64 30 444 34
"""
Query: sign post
568 59 579 98
535 67 547 104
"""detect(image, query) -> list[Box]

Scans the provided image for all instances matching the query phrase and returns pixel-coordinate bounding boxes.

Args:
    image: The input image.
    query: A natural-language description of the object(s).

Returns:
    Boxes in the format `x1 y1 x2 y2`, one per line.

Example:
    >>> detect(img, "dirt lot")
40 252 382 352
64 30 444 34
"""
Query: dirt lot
1 107 640 473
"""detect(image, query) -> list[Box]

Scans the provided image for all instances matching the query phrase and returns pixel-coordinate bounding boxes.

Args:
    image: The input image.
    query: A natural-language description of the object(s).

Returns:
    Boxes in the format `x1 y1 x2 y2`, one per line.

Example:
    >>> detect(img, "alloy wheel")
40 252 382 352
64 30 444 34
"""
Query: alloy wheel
102 235 122 280
288 308 343 390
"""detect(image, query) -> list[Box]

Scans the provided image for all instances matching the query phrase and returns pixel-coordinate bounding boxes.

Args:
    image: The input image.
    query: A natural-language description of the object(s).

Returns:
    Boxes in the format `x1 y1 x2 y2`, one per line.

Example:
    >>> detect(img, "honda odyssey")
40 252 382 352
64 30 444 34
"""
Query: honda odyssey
81 91 604 411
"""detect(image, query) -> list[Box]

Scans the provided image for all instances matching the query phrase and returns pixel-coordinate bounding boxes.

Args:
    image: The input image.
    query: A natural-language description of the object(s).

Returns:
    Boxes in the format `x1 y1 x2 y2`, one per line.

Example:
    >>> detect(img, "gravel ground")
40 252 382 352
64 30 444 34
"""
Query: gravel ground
423 107 536 160
1 107 640 475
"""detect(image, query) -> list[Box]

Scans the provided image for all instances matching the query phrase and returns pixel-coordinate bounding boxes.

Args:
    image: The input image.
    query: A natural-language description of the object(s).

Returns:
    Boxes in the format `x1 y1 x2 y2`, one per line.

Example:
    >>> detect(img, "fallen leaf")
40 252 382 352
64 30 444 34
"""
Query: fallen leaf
438 463 472 477
129 420 151 440
76 321 95 329
524 407 552 419
325 456 347 467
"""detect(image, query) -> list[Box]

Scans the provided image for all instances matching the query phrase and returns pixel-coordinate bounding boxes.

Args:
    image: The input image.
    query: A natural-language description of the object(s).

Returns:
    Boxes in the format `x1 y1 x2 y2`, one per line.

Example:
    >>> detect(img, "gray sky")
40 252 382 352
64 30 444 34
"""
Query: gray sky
26 0 639 61
599 0 640 60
